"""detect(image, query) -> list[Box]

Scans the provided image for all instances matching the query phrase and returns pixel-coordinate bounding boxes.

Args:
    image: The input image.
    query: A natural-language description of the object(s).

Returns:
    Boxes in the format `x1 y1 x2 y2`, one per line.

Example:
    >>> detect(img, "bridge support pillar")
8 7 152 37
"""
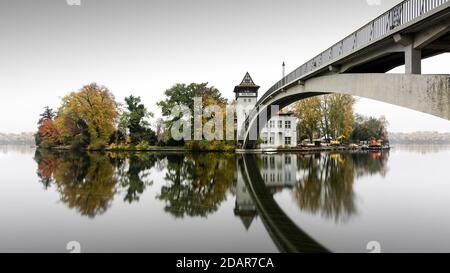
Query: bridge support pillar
405 45 421 74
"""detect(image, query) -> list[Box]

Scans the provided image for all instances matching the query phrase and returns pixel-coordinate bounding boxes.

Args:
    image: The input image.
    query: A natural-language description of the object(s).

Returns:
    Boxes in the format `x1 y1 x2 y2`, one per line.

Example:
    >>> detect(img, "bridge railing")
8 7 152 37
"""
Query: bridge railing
260 0 449 104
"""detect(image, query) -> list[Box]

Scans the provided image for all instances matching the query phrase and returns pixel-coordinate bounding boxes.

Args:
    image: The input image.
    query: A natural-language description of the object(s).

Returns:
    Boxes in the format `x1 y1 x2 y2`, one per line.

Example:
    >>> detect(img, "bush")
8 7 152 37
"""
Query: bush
135 141 151 151
88 139 108 151
185 140 235 152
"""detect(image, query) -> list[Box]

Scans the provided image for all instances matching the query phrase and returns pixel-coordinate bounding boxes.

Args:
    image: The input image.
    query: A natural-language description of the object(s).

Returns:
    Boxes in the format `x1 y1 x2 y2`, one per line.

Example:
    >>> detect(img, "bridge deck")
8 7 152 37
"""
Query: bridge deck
259 0 450 105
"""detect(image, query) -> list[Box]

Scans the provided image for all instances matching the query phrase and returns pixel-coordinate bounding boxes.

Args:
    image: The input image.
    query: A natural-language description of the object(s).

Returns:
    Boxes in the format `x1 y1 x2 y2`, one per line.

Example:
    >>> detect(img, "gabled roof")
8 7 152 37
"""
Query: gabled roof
240 72 257 86
234 72 260 93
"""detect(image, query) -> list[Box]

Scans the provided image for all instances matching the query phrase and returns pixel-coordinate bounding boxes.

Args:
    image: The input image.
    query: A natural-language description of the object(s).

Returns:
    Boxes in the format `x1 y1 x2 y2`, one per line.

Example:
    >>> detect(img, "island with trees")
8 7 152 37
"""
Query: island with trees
33 82 390 152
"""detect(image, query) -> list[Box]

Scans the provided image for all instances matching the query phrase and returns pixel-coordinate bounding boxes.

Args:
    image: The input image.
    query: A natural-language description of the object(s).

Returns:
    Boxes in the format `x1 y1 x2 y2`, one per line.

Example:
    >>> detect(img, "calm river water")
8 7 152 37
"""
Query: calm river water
0 145 449 253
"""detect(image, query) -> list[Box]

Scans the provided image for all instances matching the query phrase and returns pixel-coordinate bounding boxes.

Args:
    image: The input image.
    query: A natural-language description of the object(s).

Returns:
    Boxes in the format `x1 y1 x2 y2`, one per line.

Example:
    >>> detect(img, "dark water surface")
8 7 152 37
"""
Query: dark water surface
0 145 449 252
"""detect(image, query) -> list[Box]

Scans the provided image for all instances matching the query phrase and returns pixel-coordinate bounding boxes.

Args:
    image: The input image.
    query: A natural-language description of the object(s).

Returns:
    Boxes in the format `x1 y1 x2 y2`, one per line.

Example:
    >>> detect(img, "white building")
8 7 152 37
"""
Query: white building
260 112 297 149
234 72 297 149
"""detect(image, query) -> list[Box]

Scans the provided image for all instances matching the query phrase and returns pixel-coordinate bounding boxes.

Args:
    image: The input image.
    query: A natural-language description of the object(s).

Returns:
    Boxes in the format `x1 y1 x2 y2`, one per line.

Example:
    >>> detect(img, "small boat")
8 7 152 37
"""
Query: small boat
361 145 390 151
361 138 390 151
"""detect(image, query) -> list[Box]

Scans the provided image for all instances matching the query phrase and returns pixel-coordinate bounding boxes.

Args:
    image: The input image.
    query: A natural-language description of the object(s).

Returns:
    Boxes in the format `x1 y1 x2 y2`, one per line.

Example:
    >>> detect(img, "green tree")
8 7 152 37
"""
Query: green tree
38 106 56 125
350 115 389 142
157 83 228 145
119 95 156 145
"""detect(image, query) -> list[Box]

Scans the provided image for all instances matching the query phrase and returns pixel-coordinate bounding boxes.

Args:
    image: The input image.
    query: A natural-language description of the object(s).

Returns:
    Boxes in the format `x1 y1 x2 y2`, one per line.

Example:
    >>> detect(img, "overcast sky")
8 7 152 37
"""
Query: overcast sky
0 0 449 133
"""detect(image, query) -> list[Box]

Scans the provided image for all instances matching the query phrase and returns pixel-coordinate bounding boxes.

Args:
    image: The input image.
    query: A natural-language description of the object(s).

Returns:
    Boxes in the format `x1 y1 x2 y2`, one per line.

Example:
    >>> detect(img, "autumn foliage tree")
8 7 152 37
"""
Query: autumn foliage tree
293 96 322 143
35 106 59 147
293 94 355 143
55 83 119 150
37 120 60 147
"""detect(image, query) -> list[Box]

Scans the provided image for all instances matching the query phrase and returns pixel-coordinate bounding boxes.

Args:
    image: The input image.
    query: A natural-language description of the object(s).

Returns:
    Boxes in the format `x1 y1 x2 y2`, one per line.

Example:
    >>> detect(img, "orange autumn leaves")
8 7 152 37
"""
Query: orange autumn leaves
37 83 119 150
38 119 60 146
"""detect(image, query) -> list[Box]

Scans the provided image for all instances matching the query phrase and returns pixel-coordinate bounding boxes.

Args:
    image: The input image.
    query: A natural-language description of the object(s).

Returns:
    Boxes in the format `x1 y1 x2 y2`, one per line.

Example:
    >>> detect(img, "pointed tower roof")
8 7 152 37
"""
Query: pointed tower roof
234 72 260 93
240 72 257 86
234 208 257 230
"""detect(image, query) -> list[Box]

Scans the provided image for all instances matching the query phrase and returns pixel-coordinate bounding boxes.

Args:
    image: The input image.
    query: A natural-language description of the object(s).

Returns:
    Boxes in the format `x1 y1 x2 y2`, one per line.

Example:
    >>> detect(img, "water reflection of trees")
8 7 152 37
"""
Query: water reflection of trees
35 150 117 218
294 151 389 223
112 152 158 203
34 150 158 218
34 150 236 219
33 148 389 222
157 153 236 218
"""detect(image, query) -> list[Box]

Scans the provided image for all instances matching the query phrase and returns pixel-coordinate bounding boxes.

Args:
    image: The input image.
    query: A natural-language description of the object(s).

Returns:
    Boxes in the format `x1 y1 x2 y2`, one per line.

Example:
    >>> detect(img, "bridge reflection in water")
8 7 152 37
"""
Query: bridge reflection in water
236 151 390 253
238 154 329 253
33 149 390 252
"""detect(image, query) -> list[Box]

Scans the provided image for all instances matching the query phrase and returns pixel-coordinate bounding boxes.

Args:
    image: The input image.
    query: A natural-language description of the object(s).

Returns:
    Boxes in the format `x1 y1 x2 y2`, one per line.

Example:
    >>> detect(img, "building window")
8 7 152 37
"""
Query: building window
285 120 291 129
269 137 274 145
263 137 268 145
278 120 283 128
285 137 291 145
269 120 275 128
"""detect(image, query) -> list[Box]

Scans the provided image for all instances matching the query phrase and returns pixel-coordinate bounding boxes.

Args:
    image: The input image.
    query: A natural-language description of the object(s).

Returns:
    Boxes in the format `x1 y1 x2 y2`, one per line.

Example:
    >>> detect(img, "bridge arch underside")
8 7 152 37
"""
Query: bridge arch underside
242 74 450 149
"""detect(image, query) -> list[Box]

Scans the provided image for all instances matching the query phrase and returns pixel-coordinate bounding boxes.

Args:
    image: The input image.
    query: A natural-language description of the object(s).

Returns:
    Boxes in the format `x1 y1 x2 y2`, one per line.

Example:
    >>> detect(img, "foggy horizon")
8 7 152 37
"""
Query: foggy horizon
1 0 449 134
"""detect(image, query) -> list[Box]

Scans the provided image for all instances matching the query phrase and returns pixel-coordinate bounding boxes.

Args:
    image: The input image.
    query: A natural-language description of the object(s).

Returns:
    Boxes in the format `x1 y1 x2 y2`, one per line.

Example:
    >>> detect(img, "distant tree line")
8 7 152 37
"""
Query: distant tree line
0 132 34 145
389 132 450 144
